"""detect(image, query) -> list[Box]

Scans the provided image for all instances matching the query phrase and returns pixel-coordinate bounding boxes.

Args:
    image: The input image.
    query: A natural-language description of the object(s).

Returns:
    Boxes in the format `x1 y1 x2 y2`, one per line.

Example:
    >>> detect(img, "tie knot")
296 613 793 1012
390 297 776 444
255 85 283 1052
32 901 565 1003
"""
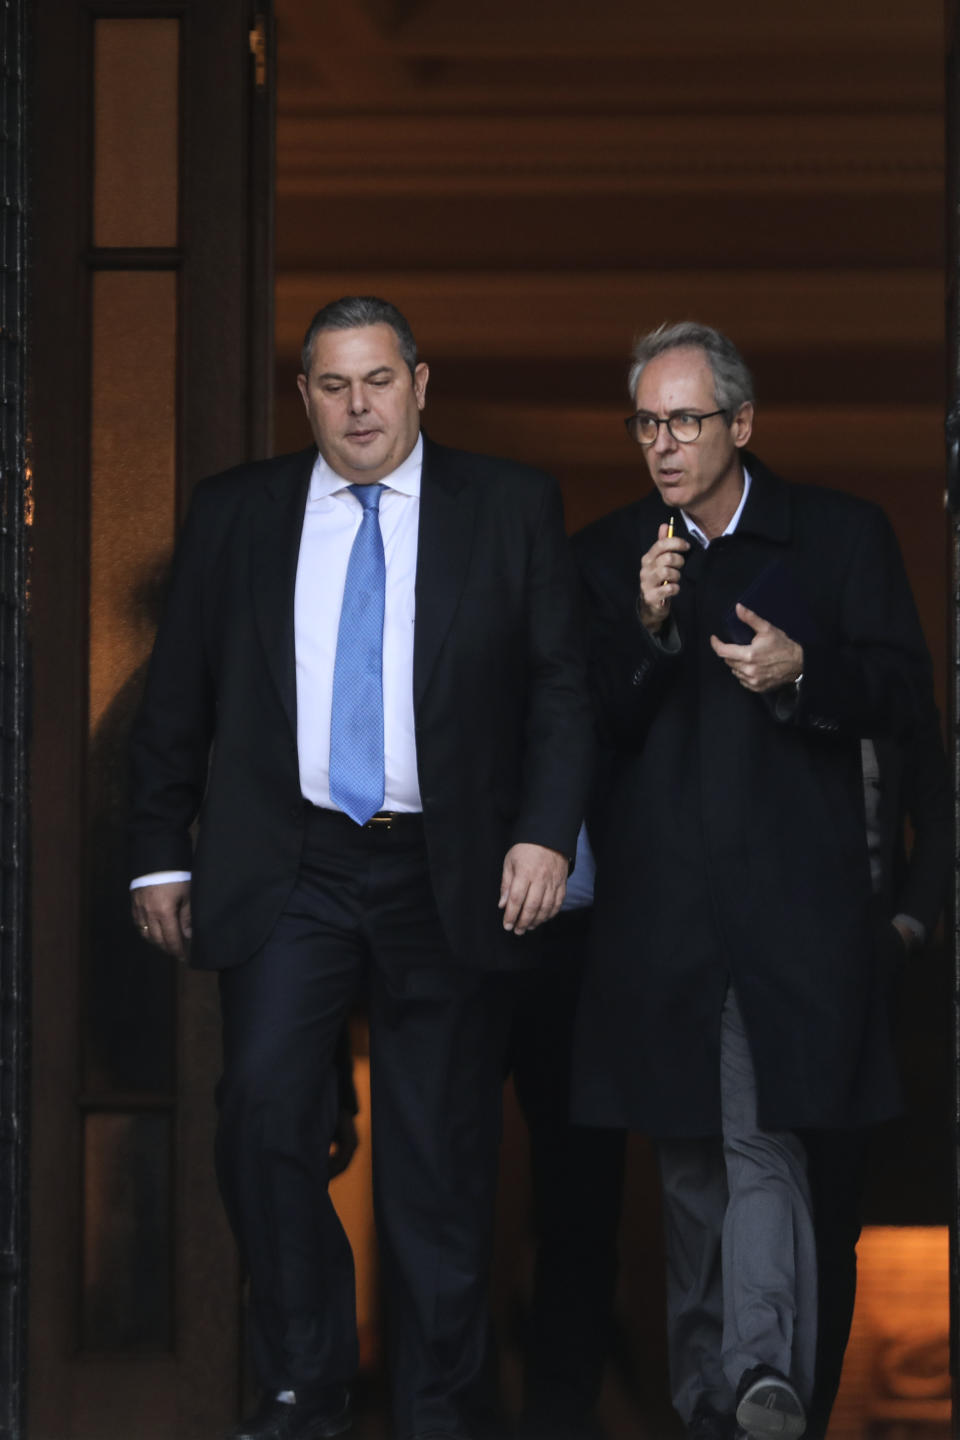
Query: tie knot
349 483 383 513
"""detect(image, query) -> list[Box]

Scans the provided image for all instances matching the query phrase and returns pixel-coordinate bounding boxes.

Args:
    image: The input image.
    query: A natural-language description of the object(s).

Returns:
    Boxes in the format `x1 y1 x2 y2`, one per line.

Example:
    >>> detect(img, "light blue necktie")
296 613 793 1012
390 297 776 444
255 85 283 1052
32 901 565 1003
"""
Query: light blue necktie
329 484 386 825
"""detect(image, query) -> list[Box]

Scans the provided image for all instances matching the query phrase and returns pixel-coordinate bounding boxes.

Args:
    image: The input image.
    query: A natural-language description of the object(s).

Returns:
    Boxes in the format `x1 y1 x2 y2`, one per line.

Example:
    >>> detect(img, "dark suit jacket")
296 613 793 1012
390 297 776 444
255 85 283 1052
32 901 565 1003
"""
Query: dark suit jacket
129 436 593 971
572 454 933 1137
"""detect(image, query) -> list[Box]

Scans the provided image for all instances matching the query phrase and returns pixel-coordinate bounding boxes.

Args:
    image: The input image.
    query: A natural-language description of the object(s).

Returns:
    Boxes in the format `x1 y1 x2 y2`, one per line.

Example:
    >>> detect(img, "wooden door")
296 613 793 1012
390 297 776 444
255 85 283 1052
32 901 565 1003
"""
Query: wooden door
28 4 274 1435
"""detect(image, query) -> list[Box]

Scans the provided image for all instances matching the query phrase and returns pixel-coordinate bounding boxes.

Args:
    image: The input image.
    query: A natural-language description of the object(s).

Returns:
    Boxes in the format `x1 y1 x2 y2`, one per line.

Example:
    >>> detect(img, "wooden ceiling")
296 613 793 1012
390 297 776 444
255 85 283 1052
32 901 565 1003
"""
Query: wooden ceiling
274 0 943 375
275 0 943 111
273 0 947 678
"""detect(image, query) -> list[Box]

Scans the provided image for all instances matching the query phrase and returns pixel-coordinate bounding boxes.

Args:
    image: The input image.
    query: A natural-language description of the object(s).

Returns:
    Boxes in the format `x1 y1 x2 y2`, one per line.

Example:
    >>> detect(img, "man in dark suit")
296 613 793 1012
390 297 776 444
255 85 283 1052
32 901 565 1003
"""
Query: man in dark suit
804 706 951 1440
129 296 592 1440
572 323 932 1440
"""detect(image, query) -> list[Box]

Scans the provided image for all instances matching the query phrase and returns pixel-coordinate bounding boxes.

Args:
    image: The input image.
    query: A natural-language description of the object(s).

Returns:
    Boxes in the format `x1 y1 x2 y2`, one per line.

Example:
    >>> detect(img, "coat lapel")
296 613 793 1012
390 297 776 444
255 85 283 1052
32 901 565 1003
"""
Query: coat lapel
737 454 792 544
251 447 315 736
413 436 477 710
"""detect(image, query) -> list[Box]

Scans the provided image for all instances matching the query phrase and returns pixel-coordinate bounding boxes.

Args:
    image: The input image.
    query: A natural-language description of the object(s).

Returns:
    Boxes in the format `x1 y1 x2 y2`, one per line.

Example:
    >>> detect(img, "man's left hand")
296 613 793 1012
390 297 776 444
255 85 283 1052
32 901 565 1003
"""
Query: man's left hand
709 604 804 694
499 842 568 935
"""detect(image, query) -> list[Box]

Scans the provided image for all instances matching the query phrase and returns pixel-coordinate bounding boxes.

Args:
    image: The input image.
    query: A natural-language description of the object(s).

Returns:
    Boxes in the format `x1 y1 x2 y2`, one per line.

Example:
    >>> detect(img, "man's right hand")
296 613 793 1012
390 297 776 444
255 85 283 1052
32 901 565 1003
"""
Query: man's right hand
638 523 690 633
131 880 192 961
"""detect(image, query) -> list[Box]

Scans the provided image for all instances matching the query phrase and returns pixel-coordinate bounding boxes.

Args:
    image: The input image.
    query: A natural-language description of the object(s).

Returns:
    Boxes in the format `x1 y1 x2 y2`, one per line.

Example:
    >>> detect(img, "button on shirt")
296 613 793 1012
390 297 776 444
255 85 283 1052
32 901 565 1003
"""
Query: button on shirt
295 436 422 812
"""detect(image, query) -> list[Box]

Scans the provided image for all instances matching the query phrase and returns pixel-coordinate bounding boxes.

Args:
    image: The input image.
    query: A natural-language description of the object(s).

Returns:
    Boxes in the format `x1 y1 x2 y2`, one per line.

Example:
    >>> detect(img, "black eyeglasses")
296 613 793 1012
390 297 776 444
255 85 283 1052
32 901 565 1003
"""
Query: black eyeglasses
624 409 729 446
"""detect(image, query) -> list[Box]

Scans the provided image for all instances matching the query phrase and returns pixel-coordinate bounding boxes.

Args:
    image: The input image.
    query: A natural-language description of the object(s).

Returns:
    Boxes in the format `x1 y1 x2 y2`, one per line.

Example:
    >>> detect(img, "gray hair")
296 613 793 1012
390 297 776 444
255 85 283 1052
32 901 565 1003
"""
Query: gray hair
627 322 755 415
301 295 418 377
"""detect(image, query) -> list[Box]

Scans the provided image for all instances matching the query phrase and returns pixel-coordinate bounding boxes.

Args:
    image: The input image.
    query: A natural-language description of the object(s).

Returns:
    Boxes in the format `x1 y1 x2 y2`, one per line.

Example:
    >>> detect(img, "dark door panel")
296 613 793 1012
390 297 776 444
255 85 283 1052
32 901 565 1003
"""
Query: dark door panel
28 4 274 1436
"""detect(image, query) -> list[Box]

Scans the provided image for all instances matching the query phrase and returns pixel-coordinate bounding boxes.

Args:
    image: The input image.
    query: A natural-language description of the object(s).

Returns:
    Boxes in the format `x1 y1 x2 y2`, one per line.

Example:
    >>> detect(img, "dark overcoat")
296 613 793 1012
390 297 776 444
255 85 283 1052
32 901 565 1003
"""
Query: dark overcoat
573 455 932 1137
128 435 593 971
872 705 951 936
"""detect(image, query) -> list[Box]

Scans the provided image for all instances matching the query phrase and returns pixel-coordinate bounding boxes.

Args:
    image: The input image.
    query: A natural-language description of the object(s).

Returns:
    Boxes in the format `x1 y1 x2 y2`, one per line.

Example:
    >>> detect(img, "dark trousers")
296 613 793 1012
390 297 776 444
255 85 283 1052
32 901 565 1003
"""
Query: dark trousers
215 807 511 1440
509 908 627 1438
802 1128 870 1440
803 916 897 1438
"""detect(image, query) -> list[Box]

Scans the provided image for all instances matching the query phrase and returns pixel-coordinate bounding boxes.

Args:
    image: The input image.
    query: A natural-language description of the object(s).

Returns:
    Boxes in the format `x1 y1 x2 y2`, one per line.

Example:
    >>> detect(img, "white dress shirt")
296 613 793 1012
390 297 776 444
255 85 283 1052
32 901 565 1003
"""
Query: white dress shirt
681 466 752 549
295 436 422 811
131 436 424 891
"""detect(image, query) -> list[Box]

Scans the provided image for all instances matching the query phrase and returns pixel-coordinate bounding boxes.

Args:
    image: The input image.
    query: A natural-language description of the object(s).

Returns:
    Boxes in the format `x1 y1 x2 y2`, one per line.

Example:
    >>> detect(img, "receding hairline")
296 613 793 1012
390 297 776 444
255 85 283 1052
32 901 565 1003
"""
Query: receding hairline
633 342 717 377
300 295 419 378
632 344 723 401
300 326 412 378
628 322 755 416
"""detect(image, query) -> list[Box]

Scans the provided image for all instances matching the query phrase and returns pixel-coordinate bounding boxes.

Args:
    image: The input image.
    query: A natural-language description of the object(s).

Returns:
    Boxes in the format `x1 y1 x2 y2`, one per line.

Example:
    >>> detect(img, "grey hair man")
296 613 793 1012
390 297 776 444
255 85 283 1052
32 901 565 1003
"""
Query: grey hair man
572 322 932 1440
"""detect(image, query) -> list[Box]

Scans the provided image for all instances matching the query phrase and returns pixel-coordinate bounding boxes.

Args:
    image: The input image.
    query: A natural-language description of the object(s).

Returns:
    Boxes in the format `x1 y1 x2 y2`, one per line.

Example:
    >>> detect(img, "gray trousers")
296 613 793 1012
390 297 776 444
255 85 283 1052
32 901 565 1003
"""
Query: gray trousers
656 986 817 1423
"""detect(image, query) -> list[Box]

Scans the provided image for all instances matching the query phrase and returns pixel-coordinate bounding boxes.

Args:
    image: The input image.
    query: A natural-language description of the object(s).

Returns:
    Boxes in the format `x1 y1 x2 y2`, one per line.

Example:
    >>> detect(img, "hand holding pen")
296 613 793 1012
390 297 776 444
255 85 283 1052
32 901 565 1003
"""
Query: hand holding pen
638 514 690 634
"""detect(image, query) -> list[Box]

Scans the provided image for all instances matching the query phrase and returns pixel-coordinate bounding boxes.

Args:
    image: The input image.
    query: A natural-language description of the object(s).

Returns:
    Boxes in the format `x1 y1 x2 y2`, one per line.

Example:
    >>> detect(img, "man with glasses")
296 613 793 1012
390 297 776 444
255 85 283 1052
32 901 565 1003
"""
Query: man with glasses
572 323 931 1440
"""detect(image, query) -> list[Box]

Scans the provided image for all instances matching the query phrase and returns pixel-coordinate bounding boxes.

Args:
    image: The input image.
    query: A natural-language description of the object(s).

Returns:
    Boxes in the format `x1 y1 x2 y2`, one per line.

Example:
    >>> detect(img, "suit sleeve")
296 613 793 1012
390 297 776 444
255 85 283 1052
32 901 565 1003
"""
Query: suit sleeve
127 484 219 879
510 480 595 859
782 504 932 739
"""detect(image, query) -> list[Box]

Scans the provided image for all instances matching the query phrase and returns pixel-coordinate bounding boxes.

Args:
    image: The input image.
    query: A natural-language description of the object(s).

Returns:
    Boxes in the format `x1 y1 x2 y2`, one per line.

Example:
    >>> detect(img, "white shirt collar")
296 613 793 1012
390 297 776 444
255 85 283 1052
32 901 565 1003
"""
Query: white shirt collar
308 432 423 503
681 465 752 549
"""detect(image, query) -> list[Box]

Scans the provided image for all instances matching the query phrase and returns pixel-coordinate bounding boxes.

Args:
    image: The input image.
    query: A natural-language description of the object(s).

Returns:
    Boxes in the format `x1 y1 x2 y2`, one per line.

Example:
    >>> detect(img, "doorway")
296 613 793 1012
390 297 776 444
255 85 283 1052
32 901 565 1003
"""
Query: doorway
271 3 952 1437
17 2 955 1438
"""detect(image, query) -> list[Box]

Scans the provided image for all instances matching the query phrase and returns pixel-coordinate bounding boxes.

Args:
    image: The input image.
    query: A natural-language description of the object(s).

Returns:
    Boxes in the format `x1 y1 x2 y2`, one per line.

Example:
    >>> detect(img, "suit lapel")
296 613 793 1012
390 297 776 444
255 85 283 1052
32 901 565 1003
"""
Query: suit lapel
251 447 315 736
413 437 477 710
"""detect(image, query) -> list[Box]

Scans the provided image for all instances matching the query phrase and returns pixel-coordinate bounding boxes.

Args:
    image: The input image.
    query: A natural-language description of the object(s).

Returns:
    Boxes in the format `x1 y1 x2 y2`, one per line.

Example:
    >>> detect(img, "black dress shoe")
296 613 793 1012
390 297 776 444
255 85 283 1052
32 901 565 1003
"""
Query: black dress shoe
688 1398 737 1440
226 1388 351 1440
735 1367 805 1440
407 1432 468 1439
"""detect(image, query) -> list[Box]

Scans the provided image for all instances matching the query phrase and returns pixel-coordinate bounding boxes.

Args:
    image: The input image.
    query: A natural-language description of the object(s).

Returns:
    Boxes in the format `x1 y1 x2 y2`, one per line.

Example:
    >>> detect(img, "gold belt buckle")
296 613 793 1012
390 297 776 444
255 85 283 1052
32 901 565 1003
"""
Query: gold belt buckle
367 812 393 830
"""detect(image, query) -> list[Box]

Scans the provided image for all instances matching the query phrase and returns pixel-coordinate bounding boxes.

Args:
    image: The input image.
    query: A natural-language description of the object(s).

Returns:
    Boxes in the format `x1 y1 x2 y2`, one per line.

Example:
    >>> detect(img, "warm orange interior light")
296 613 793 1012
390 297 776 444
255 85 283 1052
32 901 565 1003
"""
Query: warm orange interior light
830 1226 949 1439
329 1048 379 1372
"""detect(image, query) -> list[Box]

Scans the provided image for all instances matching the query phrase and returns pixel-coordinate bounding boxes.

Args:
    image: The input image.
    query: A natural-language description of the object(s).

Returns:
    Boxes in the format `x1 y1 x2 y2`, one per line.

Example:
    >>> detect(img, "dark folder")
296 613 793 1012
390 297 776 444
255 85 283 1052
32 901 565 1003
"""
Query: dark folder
721 558 820 646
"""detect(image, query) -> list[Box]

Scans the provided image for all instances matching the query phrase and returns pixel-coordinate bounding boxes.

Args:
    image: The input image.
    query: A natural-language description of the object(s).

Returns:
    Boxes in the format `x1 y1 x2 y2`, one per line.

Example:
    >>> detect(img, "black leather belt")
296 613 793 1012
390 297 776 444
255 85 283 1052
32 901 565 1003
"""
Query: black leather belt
361 810 423 831
307 805 424 833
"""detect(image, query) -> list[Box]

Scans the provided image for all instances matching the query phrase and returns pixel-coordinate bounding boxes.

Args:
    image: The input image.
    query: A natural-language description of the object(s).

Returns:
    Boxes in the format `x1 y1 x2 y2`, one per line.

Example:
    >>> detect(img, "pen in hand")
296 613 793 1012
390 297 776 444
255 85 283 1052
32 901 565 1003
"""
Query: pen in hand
658 515 676 606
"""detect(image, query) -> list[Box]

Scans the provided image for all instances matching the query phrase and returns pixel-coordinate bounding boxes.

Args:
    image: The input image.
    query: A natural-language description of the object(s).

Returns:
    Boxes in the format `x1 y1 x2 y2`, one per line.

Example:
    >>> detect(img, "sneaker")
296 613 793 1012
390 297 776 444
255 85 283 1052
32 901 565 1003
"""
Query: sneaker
735 1366 805 1440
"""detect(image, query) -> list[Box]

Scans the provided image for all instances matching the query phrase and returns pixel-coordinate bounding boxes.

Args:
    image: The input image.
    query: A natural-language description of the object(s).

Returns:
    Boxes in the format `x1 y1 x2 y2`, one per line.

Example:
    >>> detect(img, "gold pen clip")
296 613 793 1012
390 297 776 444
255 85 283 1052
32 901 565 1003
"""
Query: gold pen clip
666 515 675 539
661 515 676 589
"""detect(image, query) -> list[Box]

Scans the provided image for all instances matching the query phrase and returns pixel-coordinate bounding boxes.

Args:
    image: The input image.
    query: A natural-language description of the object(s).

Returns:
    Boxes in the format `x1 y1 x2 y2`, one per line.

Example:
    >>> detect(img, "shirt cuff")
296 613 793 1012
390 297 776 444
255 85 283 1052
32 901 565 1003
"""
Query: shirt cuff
130 871 192 890
635 601 681 654
893 912 926 947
